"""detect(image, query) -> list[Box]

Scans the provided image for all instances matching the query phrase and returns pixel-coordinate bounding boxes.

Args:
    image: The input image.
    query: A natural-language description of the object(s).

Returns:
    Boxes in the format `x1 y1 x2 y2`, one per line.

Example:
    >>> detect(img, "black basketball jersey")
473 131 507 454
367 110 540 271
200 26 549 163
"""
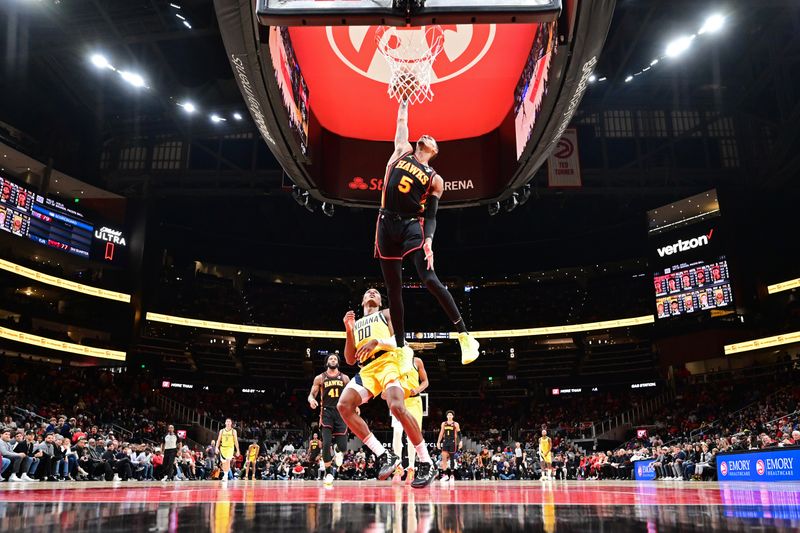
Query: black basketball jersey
309 438 321 452
321 372 345 409
381 152 436 215
443 421 456 442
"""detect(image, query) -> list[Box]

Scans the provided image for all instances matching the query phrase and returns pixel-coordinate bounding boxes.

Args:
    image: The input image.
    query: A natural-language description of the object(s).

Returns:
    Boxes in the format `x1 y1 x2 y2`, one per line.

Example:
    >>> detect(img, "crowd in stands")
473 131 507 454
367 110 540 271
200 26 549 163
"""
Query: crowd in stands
1 357 797 483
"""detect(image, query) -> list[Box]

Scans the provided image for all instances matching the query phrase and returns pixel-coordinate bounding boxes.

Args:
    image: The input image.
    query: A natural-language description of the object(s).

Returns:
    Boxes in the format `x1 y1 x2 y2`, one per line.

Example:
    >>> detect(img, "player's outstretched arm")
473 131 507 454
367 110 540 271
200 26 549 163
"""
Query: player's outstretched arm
391 101 413 163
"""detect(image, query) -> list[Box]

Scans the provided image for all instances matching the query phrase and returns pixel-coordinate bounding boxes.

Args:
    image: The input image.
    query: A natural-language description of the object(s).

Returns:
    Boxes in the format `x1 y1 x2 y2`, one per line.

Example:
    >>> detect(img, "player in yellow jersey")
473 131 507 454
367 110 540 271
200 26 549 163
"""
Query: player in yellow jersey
390 355 429 484
539 429 553 481
215 418 240 482
243 442 259 480
337 288 438 488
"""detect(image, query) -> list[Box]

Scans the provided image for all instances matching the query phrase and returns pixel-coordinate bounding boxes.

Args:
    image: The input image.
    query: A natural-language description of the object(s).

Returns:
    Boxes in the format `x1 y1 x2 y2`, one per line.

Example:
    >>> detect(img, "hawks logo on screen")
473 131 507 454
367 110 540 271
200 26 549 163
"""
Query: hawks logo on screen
756 460 765 476
720 461 728 476
326 25 496 84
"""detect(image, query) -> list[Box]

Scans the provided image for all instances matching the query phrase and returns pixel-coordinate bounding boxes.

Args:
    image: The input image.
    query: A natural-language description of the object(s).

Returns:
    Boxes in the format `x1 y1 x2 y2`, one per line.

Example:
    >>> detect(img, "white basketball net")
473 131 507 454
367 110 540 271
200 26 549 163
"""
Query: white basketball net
375 25 445 105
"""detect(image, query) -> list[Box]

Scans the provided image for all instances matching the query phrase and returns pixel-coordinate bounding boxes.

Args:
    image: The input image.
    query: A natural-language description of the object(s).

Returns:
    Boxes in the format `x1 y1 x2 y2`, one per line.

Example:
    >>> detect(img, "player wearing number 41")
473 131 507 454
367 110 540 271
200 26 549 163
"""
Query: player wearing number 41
308 354 351 485
374 99 480 366
337 288 438 488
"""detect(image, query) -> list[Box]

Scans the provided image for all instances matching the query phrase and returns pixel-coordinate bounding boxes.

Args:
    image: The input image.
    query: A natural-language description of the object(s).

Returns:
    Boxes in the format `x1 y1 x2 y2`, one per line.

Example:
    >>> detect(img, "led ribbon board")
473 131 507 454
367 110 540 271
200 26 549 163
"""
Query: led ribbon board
724 331 800 355
146 312 654 340
767 278 800 295
0 258 131 303
0 326 126 361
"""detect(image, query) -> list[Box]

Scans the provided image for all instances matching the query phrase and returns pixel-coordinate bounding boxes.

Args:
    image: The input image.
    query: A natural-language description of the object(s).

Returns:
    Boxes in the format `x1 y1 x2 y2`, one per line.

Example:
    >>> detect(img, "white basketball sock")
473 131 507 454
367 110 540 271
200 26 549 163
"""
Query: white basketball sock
363 433 386 456
415 441 432 464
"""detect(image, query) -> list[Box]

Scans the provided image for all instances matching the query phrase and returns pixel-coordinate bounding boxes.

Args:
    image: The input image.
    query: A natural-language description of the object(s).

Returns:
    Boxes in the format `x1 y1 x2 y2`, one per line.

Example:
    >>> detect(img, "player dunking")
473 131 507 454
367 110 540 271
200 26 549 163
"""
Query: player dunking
436 410 459 483
337 288 438 488
390 354 429 484
375 100 480 365
308 354 349 485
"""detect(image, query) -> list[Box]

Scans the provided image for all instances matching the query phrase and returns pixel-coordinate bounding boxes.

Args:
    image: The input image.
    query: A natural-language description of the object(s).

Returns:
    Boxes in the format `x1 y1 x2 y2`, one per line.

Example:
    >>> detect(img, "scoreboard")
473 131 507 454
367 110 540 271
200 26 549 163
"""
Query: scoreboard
0 174 127 264
29 201 94 258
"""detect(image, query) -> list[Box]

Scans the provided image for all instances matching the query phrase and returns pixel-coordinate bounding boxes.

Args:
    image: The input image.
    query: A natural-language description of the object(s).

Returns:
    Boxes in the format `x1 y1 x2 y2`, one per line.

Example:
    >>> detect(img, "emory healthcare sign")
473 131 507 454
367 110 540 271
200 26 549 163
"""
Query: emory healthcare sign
717 447 800 482
633 459 657 481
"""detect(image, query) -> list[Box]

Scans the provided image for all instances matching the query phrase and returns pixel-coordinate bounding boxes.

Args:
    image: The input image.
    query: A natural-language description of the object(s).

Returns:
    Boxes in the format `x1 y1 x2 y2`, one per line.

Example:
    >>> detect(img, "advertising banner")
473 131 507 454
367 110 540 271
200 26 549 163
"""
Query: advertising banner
633 459 656 481
717 447 800 482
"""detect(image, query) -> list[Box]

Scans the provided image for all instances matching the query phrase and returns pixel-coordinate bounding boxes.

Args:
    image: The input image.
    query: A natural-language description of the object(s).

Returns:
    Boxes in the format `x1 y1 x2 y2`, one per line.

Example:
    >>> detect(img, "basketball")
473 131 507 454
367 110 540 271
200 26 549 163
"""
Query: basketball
392 72 421 102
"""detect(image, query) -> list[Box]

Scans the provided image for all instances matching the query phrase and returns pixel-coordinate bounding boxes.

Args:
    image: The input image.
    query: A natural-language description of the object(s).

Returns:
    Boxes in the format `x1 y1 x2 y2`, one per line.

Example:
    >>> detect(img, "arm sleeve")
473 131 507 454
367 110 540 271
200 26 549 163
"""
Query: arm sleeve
423 195 439 240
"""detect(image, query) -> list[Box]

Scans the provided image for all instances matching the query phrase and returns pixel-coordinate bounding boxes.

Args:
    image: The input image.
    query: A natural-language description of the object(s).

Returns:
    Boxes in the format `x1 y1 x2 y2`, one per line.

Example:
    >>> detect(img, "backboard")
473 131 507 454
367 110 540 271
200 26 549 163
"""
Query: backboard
257 0 562 26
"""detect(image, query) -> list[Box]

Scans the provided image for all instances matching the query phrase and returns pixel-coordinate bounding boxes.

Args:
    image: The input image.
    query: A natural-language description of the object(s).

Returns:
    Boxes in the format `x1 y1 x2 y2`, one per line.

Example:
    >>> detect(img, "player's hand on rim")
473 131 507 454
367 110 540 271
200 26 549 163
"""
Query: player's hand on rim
423 238 434 270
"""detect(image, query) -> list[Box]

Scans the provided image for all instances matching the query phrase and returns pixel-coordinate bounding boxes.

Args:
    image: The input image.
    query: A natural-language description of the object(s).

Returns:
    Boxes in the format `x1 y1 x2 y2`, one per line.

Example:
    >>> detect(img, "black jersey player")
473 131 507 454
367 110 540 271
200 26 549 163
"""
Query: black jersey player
375 100 480 365
308 354 349 485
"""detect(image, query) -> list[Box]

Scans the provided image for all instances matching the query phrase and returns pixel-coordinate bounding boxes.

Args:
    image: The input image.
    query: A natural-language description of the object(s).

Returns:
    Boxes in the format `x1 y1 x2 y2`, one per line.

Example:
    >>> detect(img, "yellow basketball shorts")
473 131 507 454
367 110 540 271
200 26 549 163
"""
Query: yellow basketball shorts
350 353 410 401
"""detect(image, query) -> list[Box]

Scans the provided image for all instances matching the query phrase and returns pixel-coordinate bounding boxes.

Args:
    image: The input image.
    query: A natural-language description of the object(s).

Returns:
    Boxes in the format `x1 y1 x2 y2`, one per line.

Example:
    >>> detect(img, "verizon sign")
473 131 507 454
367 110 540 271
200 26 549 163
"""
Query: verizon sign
657 229 714 258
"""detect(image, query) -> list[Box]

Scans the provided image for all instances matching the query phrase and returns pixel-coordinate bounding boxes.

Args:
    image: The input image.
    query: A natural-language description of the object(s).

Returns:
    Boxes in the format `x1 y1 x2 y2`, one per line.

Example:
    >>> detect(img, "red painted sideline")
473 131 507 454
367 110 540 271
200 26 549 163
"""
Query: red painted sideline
0 481 796 506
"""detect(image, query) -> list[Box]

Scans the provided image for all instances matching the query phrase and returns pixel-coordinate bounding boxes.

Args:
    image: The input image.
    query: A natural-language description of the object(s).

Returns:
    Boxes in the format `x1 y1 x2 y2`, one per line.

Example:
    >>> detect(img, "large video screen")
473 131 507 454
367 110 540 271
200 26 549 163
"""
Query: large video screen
0 174 128 264
514 21 557 159
654 257 733 319
269 26 310 156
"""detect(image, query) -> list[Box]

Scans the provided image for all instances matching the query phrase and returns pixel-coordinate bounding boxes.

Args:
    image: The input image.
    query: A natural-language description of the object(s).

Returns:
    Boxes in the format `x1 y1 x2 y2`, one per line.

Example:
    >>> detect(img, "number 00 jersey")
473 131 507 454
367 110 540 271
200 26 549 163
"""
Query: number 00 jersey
353 311 392 366
320 372 345 409
381 151 436 216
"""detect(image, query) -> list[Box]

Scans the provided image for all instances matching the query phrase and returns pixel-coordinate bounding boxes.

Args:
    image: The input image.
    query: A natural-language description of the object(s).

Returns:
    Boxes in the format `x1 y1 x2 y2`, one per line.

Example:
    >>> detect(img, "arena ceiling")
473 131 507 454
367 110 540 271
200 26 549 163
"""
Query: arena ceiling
0 0 798 193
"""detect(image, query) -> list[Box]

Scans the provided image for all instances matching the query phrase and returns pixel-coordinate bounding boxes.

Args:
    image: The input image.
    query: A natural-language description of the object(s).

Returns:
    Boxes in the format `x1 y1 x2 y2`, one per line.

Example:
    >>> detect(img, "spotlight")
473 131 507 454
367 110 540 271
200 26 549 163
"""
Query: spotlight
90 54 113 70
505 193 519 212
322 203 335 217
233 112 243 121
183 20 192 29
588 75 597 83
518 184 532 206
291 185 309 207
665 35 694 58
178 101 196 114
625 75 633 83
699 14 725 35
650 59 659 66
119 70 146 88
487 202 500 216
210 114 226 123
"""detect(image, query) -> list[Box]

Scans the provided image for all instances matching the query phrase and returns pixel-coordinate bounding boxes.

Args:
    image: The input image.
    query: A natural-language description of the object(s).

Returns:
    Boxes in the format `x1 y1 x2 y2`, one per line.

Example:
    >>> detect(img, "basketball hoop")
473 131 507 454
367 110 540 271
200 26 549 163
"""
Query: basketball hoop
375 25 444 105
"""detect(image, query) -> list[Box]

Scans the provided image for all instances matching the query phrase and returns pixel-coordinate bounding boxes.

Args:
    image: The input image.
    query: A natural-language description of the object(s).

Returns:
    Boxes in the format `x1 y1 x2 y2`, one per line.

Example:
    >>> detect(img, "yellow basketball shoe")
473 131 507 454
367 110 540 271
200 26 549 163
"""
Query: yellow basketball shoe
398 344 415 375
458 332 480 365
